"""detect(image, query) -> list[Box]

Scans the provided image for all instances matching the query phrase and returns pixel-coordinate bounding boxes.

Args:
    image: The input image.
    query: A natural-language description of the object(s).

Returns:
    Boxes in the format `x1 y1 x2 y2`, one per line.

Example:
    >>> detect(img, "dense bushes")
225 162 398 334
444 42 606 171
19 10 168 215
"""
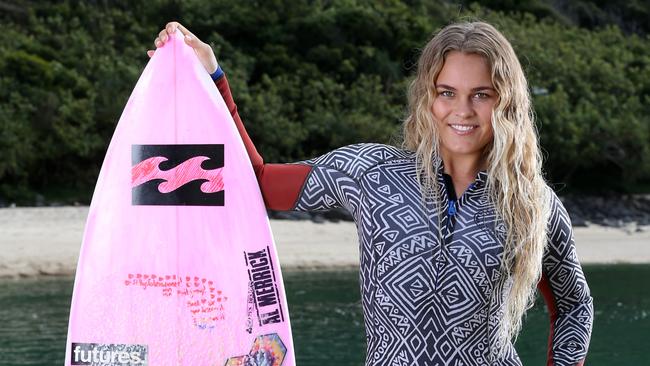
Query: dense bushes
486 11 650 191
1 0 649 203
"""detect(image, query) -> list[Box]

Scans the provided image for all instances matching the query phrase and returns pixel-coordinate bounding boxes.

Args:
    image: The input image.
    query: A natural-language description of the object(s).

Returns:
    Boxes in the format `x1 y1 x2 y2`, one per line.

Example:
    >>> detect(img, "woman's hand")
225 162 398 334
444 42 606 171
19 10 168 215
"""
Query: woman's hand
147 21 219 75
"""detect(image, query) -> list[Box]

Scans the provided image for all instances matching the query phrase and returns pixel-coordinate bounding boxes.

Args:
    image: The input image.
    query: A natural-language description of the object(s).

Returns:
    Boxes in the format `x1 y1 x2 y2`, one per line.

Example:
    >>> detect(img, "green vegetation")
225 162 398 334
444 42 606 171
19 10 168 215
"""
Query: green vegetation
1 0 649 204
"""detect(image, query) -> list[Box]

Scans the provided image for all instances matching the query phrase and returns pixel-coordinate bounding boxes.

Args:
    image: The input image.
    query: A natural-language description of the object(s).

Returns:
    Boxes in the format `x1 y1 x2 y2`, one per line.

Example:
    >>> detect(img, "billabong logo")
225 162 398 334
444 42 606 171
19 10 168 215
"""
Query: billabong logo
132 144 224 206
70 343 147 365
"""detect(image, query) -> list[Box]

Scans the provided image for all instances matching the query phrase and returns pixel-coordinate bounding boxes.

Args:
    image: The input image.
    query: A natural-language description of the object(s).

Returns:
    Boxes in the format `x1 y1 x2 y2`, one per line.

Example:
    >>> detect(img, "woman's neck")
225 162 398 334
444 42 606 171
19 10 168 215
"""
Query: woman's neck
440 151 486 198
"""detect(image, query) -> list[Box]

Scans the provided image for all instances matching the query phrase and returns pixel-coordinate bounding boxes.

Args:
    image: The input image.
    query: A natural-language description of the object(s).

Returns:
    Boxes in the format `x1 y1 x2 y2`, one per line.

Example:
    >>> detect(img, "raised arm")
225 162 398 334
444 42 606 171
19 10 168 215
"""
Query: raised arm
538 192 594 366
148 22 309 210
212 73 312 210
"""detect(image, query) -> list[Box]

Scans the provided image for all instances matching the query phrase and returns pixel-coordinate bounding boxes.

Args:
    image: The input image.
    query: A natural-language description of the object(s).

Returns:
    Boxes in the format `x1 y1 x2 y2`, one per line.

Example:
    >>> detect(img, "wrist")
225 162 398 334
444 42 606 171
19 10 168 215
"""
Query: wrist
210 65 224 81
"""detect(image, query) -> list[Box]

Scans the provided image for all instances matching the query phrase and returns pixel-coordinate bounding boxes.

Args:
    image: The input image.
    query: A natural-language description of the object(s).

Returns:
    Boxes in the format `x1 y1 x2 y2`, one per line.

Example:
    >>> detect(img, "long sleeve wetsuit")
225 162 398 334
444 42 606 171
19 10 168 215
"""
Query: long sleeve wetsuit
214 73 594 366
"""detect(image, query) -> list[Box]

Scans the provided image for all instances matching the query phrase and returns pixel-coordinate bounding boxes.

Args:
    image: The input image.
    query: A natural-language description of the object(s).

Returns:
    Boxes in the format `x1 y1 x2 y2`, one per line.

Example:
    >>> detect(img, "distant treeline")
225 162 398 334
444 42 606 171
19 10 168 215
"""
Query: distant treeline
1 0 649 204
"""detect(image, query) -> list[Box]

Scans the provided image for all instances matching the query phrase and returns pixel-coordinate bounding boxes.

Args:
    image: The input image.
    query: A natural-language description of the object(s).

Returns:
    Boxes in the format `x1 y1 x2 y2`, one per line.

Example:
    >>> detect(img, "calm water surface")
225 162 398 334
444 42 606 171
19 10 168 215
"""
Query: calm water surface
0 265 648 365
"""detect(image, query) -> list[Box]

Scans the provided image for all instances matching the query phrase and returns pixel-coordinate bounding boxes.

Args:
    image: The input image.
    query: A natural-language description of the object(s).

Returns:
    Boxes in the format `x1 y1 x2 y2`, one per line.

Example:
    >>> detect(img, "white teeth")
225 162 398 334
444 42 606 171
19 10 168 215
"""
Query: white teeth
450 124 476 131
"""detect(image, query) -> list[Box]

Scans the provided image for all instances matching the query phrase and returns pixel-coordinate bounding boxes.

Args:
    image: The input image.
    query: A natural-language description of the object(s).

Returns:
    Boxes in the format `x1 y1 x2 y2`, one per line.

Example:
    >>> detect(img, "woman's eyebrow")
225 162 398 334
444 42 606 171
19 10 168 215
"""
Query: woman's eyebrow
436 84 456 90
436 84 495 92
472 86 495 92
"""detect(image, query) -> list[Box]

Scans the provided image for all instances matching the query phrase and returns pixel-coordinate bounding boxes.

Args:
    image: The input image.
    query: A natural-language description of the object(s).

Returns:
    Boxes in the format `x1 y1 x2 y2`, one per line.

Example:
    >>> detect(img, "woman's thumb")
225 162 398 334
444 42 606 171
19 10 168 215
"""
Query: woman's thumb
182 33 217 73
184 35 198 48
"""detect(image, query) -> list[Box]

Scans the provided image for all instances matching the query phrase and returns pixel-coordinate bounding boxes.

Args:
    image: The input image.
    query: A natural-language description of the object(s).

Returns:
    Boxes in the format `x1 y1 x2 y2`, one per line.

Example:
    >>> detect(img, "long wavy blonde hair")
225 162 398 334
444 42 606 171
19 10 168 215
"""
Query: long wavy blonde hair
402 21 551 353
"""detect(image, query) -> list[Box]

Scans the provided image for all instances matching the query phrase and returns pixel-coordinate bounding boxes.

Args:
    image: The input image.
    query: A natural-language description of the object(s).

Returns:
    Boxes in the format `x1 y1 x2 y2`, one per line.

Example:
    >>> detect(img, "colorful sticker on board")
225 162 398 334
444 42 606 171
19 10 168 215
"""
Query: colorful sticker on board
131 144 224 206
224 333 287 366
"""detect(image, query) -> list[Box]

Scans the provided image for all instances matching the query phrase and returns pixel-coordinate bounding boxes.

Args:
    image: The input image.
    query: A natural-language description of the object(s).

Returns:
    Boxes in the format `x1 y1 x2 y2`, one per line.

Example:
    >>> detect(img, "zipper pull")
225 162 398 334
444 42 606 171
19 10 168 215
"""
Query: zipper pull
448 199 456 216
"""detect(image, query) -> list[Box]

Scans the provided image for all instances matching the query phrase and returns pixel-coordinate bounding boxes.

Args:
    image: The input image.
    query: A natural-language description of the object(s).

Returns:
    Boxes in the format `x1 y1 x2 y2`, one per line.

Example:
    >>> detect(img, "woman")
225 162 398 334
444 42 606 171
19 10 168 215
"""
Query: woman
149 21 593 365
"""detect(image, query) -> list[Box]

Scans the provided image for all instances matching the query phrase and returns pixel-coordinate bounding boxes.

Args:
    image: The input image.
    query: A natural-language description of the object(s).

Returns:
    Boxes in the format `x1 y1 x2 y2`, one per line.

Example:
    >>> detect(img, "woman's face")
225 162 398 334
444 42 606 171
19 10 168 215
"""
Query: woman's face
432 51 497 161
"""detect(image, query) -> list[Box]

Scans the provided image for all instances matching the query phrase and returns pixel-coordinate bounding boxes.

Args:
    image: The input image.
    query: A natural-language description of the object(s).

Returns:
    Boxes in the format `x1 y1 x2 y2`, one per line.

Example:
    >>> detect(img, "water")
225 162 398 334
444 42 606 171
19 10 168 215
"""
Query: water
1 265 648 365
0 278 72 365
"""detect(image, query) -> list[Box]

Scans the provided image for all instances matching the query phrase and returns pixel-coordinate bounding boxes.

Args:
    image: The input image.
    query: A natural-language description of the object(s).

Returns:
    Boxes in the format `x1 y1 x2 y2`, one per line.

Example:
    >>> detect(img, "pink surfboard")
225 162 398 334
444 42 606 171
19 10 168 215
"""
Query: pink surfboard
65 30 295 366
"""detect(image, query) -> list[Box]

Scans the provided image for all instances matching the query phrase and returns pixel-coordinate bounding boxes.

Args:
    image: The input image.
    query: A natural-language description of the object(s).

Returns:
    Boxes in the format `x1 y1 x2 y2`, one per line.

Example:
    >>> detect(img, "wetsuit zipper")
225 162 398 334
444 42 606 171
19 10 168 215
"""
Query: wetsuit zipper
442 173 458 241
447 199 457 235
442 174 497 364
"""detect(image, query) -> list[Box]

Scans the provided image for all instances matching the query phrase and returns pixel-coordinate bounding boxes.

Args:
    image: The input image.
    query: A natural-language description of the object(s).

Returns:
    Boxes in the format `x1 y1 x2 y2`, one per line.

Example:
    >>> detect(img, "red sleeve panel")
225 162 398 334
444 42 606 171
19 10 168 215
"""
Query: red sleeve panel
538 275 559 366
538 274 586 366
214 75 311 211
539 191 593 366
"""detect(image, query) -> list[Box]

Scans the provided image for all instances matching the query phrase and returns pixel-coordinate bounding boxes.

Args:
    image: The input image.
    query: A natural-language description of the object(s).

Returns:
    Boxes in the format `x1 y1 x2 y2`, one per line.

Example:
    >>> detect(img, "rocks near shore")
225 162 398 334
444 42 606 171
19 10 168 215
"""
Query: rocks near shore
3 193 650 231
268 194 650 231
561 195 650 229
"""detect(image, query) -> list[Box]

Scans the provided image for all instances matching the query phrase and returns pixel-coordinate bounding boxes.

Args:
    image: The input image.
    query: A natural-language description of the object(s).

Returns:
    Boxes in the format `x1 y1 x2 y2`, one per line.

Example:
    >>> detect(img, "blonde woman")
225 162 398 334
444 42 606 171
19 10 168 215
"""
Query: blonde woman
150 21 593 365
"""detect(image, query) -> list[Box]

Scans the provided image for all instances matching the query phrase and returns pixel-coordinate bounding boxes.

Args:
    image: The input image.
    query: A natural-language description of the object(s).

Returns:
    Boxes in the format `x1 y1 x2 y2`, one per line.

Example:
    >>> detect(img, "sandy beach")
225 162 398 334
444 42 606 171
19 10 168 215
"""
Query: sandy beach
0 206 648 278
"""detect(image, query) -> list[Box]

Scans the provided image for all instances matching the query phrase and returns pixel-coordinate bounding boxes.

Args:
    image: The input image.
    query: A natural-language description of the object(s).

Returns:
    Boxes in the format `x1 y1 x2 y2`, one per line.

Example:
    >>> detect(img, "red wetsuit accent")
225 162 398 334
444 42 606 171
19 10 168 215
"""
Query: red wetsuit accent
538 275 586 366
538 274 560 366
214 75 311 211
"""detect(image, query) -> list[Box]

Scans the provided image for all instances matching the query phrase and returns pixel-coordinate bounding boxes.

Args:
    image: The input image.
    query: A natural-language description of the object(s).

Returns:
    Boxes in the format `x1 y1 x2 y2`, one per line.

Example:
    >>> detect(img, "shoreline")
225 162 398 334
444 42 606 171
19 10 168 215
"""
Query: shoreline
1 206 649 279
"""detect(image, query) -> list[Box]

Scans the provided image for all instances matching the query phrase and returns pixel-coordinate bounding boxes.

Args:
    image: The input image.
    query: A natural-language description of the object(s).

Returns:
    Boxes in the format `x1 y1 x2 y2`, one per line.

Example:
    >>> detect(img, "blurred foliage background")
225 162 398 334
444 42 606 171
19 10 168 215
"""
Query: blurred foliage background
1 0 649 204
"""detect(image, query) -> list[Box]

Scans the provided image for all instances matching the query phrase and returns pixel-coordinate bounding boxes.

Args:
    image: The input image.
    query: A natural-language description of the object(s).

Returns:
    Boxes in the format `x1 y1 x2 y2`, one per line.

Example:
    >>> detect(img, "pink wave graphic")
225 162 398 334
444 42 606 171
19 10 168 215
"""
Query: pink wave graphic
132 156 224 193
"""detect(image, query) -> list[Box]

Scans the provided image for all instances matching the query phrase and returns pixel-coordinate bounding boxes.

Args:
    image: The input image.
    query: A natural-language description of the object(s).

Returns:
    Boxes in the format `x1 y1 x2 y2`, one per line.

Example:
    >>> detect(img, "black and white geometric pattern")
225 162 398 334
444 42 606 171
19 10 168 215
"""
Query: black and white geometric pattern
294 143 593 366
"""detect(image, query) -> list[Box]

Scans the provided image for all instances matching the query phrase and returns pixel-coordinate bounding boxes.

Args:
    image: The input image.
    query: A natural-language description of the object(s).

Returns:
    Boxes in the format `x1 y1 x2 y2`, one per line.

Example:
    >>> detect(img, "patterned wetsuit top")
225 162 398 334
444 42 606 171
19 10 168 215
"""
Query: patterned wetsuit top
294 143 593 366
214 75 594 366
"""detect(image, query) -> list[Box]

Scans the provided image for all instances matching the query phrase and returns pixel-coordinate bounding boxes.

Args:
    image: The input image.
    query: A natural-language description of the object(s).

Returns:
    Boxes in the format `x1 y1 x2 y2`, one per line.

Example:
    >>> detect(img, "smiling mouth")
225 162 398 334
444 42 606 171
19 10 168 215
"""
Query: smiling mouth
449 124 478 133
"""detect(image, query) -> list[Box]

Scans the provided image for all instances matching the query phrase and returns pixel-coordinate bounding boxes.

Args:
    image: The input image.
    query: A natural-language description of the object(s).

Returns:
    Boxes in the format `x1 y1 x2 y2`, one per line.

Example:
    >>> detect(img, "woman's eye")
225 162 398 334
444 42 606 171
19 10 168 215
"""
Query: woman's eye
474 92 489 99
439 90 454 97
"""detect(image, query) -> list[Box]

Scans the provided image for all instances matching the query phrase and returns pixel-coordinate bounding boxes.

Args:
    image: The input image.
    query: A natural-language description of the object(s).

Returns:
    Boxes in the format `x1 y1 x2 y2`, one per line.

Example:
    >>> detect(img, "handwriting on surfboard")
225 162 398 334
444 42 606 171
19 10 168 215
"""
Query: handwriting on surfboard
123 273 227 330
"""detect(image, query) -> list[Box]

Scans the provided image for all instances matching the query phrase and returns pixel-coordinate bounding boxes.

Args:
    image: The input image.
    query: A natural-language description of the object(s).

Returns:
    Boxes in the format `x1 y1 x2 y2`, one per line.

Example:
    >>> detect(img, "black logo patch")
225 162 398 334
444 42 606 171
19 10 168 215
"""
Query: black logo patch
70 343 147 365
131 144 224 206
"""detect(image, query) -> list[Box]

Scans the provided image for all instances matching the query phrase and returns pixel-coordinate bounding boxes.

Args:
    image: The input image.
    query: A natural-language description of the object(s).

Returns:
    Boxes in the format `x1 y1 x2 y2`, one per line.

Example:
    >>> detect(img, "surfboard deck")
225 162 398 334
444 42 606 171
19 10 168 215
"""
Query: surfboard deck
64 30 295 366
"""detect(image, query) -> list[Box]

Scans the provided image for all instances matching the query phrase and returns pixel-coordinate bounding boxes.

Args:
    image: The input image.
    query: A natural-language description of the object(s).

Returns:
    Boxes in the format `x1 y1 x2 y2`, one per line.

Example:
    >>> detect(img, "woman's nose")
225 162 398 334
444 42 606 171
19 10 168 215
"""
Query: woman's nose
454 98 475 118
